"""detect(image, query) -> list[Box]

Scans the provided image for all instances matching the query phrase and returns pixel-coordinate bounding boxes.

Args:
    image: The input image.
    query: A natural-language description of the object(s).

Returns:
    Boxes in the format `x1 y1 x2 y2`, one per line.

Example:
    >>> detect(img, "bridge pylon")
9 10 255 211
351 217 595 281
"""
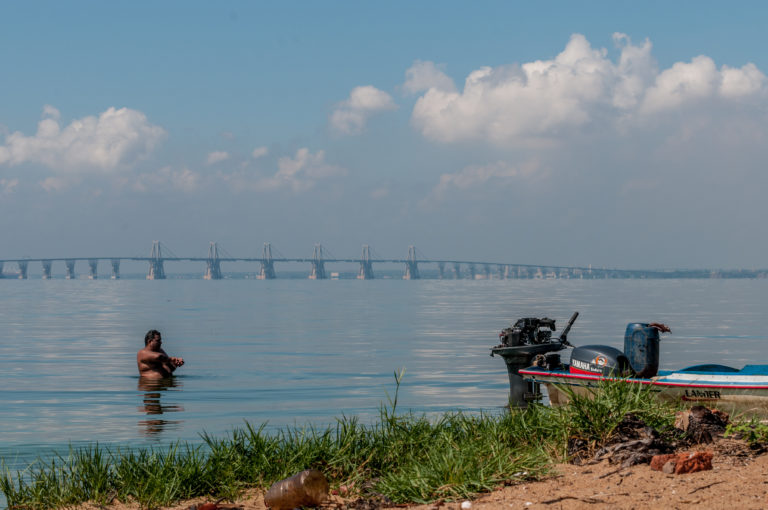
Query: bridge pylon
65 259 76 280
452 263 461 279
18 260 28 279
42 261 52 279
147 241 166 280
204 242 222 280
257 243 276 279
88 259 98 279
111 259 120 279
469 264 477 280
437 262 445 279
309 244 326 280
357 244 374 280
403 246 420 280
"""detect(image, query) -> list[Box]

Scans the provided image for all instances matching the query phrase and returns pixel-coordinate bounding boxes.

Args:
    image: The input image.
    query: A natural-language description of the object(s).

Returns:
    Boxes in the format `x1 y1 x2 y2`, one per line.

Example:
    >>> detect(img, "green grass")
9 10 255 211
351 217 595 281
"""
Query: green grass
1 374 680 510
725 419 768 444
549 379 680 454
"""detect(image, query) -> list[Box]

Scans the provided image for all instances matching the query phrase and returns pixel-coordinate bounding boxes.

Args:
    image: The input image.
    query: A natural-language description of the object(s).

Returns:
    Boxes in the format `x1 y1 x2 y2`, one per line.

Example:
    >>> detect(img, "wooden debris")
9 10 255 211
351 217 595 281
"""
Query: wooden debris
674 406 729 444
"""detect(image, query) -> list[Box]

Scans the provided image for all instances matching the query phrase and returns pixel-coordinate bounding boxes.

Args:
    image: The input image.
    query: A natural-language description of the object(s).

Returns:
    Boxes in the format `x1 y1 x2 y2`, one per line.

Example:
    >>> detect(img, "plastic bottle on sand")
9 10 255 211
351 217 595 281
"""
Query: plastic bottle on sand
264 469 329 510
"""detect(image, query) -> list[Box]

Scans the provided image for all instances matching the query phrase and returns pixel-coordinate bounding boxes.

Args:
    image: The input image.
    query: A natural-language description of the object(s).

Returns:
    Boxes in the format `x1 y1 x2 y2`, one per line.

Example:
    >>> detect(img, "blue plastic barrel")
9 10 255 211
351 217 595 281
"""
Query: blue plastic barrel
624 323 660 378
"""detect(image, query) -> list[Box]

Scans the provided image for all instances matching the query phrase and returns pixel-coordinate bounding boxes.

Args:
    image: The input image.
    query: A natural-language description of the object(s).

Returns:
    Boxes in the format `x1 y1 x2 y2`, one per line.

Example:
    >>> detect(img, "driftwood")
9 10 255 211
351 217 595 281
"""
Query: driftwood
590 413 678 468
571 408 729 468
674 405 729 444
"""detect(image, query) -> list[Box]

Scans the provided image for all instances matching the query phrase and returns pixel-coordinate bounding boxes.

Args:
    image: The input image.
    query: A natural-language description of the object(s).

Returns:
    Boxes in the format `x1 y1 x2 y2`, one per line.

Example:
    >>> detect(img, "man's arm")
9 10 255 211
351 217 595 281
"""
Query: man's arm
159 348 184 372
138 349 174 373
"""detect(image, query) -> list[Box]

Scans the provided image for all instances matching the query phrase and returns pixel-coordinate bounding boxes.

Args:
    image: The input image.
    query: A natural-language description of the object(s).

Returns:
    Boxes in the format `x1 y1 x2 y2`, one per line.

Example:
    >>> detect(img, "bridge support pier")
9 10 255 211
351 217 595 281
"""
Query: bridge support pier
453 263 461 279
469 264 477 280
204 242 222 280
308 244 326 279
65 259 76 279
437 262 445 279
357 245 374 279
403 246 420 280
18 261 28 279
147 241 166 280
88 259 98 279
42 261 52 279
257 243 276 279
483 264 491 280
111 259 120 279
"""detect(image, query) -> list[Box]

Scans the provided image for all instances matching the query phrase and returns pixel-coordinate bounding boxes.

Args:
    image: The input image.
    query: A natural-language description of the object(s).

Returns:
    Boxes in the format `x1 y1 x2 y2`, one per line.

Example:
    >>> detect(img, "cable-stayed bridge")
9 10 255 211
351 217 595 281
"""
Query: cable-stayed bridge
0 241 764 280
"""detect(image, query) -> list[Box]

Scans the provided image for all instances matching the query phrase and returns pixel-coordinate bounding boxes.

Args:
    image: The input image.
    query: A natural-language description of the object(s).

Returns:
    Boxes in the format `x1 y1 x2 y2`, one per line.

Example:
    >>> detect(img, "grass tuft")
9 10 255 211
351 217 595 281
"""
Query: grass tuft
1 377 675 509
550 379 678 455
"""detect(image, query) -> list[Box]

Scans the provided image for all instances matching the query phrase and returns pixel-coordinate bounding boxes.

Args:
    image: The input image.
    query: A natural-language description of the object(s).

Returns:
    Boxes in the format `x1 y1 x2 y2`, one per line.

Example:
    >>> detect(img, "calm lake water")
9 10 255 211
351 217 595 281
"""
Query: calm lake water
2 278 767 477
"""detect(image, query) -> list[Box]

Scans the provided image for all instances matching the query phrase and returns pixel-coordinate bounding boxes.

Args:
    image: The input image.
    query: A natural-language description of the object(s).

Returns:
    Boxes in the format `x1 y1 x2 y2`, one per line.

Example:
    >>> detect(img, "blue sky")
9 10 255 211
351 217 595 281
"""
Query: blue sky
2 1 767 269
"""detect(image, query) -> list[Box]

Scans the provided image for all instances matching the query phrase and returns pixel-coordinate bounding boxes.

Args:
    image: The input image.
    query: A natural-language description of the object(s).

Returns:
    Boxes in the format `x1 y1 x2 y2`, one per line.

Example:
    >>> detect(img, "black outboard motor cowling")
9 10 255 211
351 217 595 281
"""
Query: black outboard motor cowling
498 317 556 347
568 323 665 378
569 345 632 376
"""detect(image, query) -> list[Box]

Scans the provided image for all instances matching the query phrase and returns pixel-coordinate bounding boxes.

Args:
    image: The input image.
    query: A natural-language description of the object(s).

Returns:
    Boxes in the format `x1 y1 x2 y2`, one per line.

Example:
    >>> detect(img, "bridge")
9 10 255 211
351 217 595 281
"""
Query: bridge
0 241 764 280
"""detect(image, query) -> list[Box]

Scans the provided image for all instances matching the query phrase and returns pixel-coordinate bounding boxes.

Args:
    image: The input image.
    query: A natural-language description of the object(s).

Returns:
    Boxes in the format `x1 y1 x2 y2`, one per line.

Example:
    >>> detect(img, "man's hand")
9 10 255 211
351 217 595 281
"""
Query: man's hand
171 357 185 367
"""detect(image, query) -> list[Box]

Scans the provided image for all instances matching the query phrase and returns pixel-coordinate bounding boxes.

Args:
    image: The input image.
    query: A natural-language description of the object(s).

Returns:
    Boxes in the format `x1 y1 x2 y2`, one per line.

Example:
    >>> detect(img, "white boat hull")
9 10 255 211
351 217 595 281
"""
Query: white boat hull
521 365 768 417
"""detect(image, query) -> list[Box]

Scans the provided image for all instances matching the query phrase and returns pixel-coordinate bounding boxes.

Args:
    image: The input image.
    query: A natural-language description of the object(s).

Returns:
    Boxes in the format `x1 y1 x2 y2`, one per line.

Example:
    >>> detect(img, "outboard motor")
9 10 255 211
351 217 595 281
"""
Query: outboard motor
568 322 670 378
492 312 579 407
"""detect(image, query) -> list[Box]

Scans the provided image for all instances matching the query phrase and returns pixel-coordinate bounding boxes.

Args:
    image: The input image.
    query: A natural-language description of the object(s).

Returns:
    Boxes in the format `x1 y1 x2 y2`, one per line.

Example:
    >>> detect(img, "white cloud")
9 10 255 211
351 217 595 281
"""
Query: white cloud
403 60 457 94
641 56 767 114
428 160 539 202
640 56 719 113
0 106 166 171
371 187 389 199
330 86 397 135
127 166 201 193
39 176 72 193
611 33 657 110
224 148 346 193
0 178 18 194
720 63 766 98
251 146 268 159
410 33 768 146
206 151 230 165
42 104 61 120
169 168 200 192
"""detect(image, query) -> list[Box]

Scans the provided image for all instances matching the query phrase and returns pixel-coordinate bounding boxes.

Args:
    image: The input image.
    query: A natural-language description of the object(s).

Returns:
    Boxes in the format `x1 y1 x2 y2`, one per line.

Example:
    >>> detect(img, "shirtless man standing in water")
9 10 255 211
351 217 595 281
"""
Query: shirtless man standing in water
137 330 184 378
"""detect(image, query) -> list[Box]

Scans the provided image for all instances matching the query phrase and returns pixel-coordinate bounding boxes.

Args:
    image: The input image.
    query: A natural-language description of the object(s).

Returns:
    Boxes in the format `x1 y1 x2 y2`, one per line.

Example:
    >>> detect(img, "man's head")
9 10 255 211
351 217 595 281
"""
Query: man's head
144 329 161 346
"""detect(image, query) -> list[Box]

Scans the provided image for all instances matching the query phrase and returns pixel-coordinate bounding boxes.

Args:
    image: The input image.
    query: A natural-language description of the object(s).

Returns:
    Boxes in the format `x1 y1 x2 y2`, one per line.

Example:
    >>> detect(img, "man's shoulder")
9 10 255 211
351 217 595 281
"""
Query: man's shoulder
137 347 155 359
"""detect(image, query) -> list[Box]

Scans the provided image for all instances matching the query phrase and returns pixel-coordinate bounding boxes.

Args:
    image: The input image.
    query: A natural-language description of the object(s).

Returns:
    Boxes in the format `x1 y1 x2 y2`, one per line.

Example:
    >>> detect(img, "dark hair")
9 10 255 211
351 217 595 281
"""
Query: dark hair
145 329 161 346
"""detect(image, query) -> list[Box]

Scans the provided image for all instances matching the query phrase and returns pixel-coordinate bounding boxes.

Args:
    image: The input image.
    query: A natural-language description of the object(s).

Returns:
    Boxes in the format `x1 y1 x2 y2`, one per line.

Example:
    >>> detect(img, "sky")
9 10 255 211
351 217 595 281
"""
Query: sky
1 1 768 269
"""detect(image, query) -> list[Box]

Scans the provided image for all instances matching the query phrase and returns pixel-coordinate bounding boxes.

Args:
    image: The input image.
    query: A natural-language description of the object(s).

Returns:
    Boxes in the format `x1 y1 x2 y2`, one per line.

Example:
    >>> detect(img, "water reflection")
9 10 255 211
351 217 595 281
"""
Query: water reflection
137 377 184 438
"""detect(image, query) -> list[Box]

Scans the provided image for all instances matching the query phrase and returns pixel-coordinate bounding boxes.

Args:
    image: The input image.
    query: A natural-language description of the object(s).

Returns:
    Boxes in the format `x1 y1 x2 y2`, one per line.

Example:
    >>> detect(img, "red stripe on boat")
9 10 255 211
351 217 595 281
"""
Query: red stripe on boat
568 367 604 376
519 368 768 390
